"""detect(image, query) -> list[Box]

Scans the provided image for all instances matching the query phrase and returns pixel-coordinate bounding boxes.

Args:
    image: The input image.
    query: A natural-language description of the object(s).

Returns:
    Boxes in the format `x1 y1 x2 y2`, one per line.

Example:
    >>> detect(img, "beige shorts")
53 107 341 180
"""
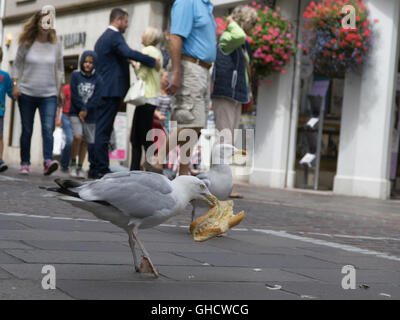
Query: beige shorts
172 60 211 129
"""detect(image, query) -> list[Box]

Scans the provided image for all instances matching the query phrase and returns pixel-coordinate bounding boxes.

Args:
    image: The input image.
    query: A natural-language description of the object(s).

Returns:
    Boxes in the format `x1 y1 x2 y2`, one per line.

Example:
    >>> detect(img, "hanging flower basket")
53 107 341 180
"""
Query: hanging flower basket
215 2 297 81
303 0 378 78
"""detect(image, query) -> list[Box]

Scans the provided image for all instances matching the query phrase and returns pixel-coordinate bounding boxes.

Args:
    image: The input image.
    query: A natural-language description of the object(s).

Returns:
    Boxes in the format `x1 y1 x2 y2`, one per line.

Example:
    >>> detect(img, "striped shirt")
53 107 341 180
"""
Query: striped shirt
12 41 64 97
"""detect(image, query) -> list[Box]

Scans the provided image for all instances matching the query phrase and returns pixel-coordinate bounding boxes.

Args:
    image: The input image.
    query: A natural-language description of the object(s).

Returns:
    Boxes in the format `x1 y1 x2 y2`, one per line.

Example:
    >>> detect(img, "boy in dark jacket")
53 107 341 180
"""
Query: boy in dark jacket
69 51 103 179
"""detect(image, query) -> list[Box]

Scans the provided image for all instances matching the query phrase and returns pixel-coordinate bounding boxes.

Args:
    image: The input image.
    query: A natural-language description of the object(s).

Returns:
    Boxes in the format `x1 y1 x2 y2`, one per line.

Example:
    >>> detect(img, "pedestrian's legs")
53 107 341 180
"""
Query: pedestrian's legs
60 114 73 171
142 105 157 153
212 97 237 144
18 94 37 165
130 105 146 171
78 140 88 166
94 97 120 175
87 143 96 171
178 127 201 176
38 96 58 164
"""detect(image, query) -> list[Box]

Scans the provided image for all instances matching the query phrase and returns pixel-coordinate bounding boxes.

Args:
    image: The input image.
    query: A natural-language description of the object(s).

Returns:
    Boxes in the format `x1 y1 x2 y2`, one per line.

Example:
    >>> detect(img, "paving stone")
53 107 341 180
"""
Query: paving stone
0 220 31 230
26 240 130 252
56 280 300 300
175 252 340 269
0 279 73 300
0 230 125 242
272 282 400 300
11 218 120 233
157 265 315 283
4 249 204 267
1 264 157 281
0 241 33 250
0 251 23 264
282 268 400 285
0 267 13 279
304 252 400 271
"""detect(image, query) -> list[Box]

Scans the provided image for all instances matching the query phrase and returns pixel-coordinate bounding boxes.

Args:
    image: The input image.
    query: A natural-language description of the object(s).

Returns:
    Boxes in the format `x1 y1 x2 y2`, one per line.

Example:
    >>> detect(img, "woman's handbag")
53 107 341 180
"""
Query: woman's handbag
124 69 146 106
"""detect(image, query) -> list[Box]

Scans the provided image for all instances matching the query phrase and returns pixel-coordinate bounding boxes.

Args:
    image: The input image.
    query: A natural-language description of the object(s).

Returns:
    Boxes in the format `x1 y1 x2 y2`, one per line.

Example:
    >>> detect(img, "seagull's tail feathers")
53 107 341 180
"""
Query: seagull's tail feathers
40 179 84 198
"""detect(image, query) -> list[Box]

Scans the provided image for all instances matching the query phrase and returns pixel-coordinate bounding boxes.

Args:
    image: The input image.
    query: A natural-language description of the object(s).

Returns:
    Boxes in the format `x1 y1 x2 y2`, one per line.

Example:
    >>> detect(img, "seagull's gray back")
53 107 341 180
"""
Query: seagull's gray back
77 171 178 228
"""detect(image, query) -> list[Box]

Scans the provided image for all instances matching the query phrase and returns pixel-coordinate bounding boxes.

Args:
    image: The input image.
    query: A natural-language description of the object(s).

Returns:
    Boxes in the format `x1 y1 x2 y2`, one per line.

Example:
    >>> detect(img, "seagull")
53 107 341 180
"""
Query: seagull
44 171 216 278
191 144 246 222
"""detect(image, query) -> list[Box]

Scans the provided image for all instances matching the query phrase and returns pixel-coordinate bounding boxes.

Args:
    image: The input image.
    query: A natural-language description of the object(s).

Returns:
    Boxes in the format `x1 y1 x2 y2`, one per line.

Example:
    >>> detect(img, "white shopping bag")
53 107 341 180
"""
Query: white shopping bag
53 127 65 156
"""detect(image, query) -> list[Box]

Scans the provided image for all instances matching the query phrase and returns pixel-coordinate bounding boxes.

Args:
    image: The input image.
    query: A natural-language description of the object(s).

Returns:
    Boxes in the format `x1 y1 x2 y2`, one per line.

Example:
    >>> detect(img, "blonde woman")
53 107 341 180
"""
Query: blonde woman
212 5 258 198
12 10 64 176
130 27 164 171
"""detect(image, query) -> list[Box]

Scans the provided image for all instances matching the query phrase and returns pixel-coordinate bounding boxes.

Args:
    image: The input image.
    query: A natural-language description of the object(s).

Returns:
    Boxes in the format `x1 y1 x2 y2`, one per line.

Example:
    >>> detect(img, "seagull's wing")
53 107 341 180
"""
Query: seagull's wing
78 171 176 219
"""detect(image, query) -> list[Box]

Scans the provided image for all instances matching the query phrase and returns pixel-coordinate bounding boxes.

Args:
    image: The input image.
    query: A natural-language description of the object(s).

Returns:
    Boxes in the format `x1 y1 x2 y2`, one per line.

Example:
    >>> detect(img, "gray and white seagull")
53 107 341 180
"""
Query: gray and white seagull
45 171 216 278
191 144 246 222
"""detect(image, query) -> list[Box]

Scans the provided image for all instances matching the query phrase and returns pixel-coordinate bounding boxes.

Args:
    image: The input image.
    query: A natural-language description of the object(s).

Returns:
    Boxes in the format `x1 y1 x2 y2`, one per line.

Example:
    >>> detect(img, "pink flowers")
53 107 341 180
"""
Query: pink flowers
248 1 297 78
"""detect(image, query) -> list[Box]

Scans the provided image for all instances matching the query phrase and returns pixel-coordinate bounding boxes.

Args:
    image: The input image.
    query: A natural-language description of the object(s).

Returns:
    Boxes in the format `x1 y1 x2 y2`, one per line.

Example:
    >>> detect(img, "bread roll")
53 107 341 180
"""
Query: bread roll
190 200 245 242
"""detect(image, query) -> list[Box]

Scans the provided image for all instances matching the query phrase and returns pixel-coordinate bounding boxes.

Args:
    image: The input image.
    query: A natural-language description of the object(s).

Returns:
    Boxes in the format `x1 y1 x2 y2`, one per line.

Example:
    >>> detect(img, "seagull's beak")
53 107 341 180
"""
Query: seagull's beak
231 148 247 161
201 192 218 207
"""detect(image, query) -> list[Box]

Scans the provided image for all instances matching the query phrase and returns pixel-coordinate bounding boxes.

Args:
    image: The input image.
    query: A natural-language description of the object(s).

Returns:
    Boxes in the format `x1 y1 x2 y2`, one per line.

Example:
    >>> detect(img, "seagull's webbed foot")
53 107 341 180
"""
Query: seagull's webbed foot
132 227 159 279
139 256 159 278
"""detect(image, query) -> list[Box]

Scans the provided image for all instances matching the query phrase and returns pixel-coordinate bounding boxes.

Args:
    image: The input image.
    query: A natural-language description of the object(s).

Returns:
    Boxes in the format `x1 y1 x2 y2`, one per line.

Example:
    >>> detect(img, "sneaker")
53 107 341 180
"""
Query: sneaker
19 165 30 175
44 160 59 176
77 168 86 179
0 161 8 173
70 166 78 178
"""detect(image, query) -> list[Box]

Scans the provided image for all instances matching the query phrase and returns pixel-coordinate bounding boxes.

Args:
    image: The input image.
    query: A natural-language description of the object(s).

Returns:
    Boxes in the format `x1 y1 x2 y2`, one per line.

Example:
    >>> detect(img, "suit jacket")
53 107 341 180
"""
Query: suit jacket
95 28 156 98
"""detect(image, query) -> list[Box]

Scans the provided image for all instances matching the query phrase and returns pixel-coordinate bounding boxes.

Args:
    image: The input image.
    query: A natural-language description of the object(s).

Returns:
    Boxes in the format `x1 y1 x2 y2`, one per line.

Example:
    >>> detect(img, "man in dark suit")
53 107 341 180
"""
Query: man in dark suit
90 8 160 179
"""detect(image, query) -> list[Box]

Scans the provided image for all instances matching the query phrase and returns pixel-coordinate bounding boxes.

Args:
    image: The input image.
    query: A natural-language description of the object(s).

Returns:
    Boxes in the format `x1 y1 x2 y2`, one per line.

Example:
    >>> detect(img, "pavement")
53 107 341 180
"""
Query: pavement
0 165 400 300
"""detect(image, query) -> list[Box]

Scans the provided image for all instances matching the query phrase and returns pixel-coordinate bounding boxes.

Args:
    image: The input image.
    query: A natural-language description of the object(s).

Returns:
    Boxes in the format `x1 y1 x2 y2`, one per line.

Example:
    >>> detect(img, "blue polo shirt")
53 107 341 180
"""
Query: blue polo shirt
0 70 13 117
170 0 217 63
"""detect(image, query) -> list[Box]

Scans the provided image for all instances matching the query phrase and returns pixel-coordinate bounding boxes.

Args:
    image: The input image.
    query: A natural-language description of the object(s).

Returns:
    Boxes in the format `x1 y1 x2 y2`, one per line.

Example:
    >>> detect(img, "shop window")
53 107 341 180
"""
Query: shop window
295 73 343 191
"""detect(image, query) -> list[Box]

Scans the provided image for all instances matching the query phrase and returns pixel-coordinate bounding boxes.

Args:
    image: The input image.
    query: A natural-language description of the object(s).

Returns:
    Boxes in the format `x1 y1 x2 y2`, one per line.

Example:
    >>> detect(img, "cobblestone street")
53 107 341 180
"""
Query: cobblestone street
0 166 399 300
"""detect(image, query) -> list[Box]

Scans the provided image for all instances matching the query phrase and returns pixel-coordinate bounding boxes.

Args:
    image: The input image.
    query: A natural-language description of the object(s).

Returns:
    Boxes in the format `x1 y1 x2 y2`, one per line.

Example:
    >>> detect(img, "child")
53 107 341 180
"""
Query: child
129 27 163 171
69 51 103 179
0 48 13 173
154 69 172 134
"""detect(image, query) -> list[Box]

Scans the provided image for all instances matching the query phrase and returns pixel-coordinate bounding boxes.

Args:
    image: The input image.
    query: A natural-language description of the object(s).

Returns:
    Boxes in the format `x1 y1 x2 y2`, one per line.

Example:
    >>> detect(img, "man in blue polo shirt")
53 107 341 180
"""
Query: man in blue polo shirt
165 0 216 176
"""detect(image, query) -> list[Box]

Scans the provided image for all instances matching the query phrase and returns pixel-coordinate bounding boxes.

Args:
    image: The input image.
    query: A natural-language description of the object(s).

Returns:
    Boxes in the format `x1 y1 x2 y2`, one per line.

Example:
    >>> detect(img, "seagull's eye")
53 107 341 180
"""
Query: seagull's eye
200 184 206 191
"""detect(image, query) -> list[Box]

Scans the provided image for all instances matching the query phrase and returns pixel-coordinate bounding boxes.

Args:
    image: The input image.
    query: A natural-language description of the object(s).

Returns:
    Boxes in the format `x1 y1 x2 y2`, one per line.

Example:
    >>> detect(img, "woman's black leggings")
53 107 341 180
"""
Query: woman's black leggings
130 104 156 171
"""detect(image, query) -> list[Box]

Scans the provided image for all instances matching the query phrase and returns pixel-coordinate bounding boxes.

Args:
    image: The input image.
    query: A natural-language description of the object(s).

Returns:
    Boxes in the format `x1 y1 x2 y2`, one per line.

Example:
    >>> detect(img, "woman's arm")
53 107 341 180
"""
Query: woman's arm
11 44 27 100
219 19 247 55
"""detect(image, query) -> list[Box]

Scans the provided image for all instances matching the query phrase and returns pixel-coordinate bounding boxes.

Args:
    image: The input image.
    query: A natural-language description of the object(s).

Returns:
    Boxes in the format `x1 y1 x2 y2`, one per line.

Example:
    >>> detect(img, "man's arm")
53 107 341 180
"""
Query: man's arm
166 34 183 96
114 34 160 71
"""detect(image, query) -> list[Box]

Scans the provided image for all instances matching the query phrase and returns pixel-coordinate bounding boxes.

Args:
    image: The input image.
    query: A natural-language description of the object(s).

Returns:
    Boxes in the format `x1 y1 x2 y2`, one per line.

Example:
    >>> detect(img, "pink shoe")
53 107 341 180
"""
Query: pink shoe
44 160 59 176
19 165 30 175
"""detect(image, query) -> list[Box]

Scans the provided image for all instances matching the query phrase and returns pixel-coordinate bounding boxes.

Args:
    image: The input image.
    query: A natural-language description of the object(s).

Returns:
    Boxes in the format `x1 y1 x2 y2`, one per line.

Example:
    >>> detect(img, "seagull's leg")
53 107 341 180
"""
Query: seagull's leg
128 232 140 272
190 200 196 223
132 227 159 278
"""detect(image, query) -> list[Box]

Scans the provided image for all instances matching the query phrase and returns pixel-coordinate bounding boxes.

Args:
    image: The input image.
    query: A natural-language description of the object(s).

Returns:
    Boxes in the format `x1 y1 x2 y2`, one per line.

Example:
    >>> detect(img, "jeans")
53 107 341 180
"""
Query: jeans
91 97 120 175
18 94 58 166
60 114 73 170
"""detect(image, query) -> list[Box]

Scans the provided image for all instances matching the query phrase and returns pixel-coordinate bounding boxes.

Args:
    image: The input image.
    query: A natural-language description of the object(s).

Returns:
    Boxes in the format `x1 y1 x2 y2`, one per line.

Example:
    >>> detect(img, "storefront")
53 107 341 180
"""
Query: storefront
214 0 400 200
